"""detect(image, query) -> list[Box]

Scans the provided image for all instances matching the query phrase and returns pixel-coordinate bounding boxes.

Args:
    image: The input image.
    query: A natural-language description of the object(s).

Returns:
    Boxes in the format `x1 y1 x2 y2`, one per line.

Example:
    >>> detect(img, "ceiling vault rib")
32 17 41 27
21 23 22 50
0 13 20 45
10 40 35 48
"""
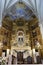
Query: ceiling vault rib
6 0 12 9
38 0 41 23
22 0 34 11
28 0 35 9
34 0 38 16
7 0 19 9
5 0 11 9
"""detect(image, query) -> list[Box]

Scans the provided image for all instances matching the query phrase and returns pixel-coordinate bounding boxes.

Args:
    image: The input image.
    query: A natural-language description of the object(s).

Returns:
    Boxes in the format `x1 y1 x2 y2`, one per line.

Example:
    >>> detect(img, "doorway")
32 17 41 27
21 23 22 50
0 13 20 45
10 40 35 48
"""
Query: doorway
17 52 24 64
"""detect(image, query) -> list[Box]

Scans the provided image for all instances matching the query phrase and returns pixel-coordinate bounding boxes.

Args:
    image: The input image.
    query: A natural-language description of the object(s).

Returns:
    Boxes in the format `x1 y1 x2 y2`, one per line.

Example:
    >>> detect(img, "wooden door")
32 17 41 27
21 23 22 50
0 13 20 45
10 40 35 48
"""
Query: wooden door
17 52 23 64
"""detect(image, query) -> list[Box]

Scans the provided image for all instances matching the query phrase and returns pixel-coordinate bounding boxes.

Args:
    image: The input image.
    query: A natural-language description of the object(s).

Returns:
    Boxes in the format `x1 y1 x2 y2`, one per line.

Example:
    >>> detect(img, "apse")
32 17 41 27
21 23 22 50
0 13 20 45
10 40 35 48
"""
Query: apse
5 1 34 21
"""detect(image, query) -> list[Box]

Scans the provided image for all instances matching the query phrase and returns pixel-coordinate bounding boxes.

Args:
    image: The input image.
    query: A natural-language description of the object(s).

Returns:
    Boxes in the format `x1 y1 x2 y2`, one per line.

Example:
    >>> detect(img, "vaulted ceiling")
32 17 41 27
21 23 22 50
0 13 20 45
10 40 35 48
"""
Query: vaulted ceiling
0 0 43 37
0 0 43 24
5 2 36 21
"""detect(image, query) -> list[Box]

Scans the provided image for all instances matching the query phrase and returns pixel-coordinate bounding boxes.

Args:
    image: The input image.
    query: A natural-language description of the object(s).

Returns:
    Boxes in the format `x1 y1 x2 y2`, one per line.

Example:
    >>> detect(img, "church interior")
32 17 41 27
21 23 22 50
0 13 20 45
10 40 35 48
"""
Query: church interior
0 0 43 64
